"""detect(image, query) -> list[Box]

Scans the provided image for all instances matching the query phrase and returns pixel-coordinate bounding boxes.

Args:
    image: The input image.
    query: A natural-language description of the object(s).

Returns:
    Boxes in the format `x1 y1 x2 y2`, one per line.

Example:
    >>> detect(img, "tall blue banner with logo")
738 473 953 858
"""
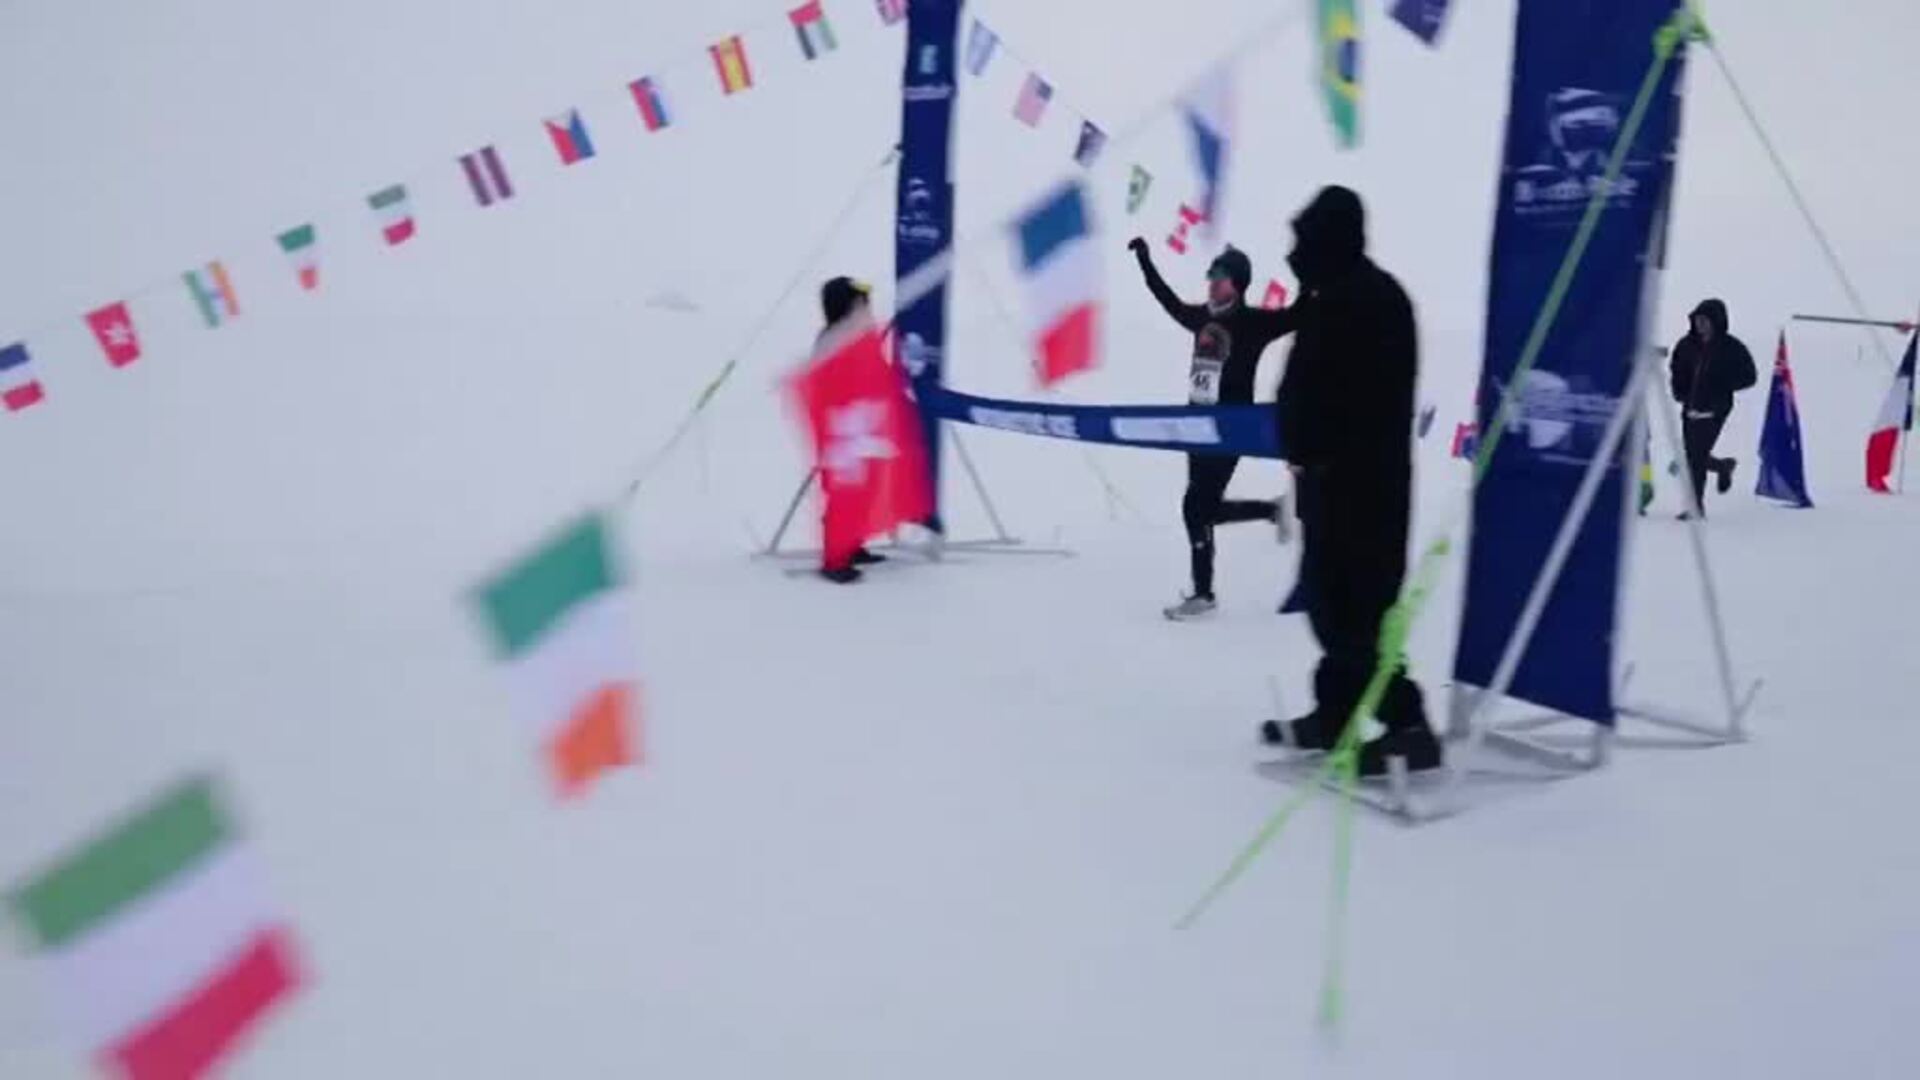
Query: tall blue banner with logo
1453 0 1689 724
896 0 960 530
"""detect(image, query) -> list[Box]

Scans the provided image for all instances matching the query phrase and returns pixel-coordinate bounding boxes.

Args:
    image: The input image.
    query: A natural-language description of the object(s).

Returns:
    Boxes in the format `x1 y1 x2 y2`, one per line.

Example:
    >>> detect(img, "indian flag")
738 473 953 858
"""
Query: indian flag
276 225 319 291
476 514 642 798
183 263 239 328
6 777 301 1080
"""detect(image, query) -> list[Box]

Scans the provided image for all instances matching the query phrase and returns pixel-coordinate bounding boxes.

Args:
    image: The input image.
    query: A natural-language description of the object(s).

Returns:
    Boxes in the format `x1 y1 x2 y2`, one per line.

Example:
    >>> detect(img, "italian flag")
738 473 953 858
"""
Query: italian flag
368 184 415 247
477 514 642 798
7 778 301 1079
276 224 320 291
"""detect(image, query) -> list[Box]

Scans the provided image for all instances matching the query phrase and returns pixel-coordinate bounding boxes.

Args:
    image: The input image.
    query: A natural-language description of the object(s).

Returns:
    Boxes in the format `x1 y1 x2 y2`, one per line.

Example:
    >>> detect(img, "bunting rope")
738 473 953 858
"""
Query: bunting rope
1172 7 1705 1036
1692 21 1902 371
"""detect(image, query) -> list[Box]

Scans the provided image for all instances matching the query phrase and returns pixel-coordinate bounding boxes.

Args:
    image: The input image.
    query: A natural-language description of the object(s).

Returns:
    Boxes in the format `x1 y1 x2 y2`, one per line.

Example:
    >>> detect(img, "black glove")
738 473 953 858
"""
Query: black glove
1127 237 1149 258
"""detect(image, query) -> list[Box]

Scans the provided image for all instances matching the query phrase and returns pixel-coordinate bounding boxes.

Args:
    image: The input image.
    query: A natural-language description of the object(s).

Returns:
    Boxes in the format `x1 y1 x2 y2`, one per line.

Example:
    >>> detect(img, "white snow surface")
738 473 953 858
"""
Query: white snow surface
2 1 1918 1076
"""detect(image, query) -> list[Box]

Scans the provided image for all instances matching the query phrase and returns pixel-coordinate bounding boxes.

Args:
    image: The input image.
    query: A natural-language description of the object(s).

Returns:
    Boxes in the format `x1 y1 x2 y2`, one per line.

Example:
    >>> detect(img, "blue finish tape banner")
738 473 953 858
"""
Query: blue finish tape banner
925 388 1283 459
1452 0 1689 724
896 0 960 530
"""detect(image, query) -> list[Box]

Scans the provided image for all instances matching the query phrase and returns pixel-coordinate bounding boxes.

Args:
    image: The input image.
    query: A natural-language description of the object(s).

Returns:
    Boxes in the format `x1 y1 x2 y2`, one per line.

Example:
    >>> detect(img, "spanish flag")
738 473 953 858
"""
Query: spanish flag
711 35 753 95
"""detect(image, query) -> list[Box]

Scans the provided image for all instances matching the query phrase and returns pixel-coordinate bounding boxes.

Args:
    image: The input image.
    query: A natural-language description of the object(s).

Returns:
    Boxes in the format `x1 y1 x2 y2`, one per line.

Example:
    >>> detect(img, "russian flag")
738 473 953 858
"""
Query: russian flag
546 109 596 165
1866 332 1917 493
1184 69 1233 231
630 77 671 132
0 342 46 412
1014 183 1099 387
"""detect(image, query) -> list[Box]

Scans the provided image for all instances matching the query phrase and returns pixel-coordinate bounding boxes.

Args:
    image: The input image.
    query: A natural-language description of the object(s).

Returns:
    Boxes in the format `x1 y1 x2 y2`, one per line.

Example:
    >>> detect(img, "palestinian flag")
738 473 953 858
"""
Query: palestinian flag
276 225 319 291
183 263 240 328
368 184 415 246
476 513 642 798
6 777 301 1079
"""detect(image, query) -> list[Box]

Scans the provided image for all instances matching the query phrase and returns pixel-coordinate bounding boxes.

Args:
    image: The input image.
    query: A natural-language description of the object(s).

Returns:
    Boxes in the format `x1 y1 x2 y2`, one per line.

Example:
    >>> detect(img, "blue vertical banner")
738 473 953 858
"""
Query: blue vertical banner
1453 0 1690 724
896 0 961 530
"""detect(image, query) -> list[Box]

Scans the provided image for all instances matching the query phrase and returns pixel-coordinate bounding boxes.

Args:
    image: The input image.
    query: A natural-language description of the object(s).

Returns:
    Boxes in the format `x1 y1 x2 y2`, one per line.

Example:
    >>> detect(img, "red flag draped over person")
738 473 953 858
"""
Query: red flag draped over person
788 311 933 581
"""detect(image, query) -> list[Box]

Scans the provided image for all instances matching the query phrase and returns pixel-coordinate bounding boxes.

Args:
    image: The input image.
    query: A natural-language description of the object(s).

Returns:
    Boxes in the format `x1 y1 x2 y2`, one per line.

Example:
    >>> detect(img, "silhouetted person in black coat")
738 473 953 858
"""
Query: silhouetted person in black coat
1260 186 1439 776
1669 299 1758 518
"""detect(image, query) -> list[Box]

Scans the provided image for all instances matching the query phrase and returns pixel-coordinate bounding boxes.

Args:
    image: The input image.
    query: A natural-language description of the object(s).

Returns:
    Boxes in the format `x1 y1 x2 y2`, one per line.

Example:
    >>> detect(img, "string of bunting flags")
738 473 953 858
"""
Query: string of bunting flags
0 0 1422 419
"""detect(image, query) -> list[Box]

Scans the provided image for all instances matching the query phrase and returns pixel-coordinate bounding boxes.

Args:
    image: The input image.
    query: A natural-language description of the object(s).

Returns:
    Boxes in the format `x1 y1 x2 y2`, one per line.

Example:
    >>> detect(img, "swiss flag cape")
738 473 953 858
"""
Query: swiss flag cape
788 320 933 568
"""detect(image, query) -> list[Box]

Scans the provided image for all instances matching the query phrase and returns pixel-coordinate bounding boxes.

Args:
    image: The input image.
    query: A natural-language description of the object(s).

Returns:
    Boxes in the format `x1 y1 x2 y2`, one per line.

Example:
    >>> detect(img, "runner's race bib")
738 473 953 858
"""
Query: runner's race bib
1189 359 1223 405
1189 322 1230 405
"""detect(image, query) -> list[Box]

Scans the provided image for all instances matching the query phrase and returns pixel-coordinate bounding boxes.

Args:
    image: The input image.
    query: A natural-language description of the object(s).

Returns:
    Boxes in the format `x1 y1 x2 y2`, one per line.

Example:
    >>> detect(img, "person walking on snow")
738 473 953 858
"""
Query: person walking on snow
1129 237 1292 620
1668 298 1757 519
1258 186 1440 777
814 276 888 584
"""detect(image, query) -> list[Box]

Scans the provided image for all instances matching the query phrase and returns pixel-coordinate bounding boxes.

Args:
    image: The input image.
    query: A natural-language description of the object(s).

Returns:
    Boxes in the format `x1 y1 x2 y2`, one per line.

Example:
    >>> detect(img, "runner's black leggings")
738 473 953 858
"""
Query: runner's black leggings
1184 454 1274 598
1682 410 1731 513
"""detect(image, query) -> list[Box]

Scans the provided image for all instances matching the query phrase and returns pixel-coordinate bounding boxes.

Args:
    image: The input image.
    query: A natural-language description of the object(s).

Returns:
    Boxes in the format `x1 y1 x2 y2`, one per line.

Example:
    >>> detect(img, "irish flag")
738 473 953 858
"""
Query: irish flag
1866 332 1917 493
6 777 301 1079
476 513 642 798
1013 182 1100 387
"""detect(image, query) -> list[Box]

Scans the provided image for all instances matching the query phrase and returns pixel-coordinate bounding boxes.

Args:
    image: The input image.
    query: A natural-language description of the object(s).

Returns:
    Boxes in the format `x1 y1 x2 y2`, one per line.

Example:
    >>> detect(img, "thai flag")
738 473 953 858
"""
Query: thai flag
0 342 46 412
1183 69 1233 232
545 109 596 165
1014 183 1099 387
1866 332 1917 493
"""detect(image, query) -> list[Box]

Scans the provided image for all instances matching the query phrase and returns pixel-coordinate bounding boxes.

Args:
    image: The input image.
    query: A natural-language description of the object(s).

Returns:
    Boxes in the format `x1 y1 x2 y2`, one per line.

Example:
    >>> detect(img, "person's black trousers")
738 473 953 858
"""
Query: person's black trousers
1682 409 1732 513
1295 469 1428 734
1183 454 1274 598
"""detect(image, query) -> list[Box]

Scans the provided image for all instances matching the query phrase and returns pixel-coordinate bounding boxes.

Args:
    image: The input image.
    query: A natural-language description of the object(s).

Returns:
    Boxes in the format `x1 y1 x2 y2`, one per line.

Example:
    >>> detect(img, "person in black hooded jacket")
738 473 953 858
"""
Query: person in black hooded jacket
1128 239 1292 619
1668 299 1757 518
1259 186 1439 777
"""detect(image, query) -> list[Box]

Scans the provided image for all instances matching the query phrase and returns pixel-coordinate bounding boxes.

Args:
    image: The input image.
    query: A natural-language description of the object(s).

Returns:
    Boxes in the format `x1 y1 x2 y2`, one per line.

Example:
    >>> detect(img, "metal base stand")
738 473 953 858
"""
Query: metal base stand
755 426 1074 566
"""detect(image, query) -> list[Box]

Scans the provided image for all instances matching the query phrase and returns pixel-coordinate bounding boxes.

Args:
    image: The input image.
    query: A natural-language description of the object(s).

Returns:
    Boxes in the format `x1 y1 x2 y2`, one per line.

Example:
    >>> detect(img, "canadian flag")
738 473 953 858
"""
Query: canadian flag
788 322 933 568
1865 332 1917 493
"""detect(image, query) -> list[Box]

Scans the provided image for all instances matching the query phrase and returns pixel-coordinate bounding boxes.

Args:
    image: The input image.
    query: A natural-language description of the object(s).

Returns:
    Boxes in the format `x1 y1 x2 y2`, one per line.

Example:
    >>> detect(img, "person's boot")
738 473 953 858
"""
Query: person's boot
1261 712 1341 751
1715 459 1737 495
851 546 886 566
1163 594 1218 621
1357 725 1444 778
819 565 863 584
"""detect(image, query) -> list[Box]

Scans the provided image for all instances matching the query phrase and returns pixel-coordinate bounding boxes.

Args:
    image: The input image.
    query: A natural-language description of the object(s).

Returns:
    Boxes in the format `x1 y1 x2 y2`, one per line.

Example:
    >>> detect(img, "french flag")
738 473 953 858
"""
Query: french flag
0 342 46 412
1015 182 1099 387
1866 332 1917 493
1184 69 1233 232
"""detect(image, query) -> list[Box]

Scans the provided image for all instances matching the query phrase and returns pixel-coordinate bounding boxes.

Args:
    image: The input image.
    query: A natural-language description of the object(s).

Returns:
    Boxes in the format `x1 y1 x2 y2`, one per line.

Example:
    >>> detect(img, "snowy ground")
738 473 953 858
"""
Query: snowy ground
3 0 1918 1076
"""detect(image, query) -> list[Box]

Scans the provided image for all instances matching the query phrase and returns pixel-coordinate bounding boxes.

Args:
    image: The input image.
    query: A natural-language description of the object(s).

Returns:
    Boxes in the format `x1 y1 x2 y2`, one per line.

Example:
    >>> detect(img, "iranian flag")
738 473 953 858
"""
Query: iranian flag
6 777 302 1079
1865 332 1917 493
476 513 642 798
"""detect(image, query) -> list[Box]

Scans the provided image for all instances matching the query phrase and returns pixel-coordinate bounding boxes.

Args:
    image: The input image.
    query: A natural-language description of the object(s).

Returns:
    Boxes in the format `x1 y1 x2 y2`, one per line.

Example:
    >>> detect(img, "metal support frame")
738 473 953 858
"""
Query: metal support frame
756 424 1074 565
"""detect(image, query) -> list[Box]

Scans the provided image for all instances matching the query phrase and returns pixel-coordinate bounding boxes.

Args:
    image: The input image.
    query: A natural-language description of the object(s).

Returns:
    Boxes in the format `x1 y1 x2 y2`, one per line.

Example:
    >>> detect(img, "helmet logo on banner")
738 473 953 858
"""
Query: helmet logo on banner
1513 87 1649 217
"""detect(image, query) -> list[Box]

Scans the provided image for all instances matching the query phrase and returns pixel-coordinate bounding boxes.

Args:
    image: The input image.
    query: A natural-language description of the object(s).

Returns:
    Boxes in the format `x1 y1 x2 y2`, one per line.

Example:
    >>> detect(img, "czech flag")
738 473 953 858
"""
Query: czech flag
545 109 596 165
1866 332 1917 493
1013 182 1100 387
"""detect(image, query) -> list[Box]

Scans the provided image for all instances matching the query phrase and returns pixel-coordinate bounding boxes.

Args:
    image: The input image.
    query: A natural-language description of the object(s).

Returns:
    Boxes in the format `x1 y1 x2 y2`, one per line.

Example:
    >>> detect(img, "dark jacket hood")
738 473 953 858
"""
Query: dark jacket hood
1288 185 1367 288
1691 298 1729 337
